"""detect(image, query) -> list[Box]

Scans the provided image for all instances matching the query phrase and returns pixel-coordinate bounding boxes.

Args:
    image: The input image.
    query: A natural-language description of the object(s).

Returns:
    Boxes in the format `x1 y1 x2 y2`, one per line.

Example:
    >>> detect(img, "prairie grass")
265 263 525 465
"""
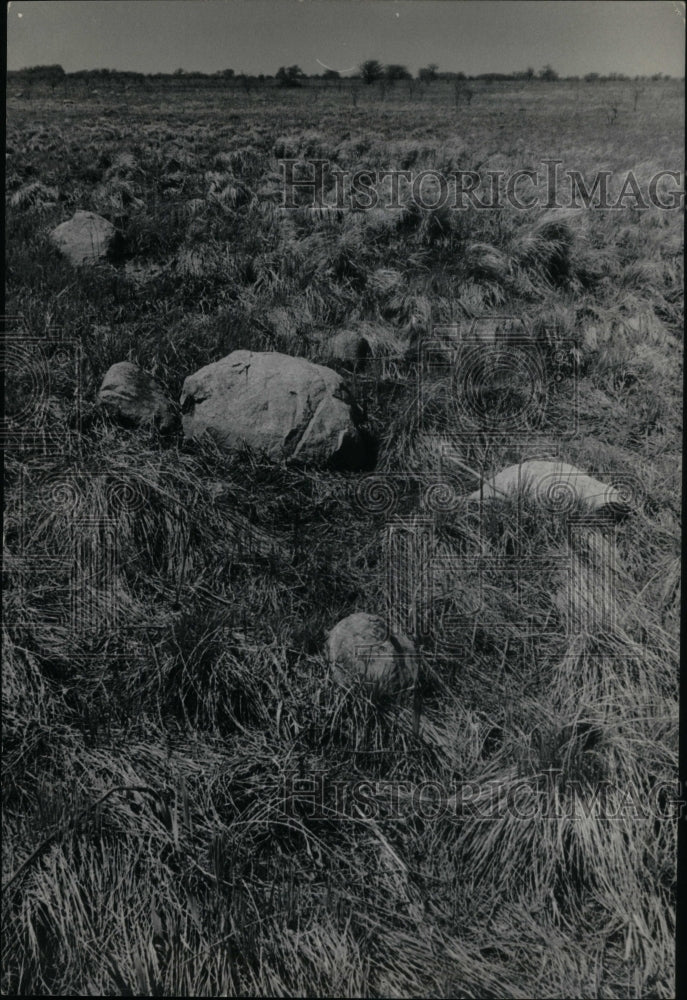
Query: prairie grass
3 77 682 997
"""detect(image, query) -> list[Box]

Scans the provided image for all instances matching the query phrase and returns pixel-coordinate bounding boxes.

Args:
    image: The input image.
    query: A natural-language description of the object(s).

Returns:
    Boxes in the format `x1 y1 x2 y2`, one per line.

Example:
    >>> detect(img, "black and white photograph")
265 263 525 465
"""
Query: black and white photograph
3 1 684 995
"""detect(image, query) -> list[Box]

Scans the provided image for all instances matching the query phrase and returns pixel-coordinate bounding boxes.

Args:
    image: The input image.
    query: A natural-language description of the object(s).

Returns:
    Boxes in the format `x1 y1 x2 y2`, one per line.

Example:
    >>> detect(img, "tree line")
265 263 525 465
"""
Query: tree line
8 62 673 88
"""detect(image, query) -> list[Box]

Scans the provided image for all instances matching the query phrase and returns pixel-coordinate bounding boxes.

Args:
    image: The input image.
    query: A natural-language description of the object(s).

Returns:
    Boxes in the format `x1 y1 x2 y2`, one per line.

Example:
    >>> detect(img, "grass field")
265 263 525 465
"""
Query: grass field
3 76 683 997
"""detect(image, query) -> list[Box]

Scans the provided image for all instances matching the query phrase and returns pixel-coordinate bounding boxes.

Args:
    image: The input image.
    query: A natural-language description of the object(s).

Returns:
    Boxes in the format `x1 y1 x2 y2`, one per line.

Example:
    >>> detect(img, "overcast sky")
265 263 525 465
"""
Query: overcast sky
6 0 686 77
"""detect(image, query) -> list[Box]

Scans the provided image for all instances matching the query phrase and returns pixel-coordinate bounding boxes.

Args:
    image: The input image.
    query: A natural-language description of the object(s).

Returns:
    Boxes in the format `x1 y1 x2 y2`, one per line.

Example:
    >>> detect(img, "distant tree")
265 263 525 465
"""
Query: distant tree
417 63 439 83
18 63 65 90
19 63 65 78
524 67 535 80
221 68 235 78
173 68 186 76
360 59 384 85
584 72 600 82
322 68 340 80
236 73 251 93
276 65 305 87
385 64 411 82
539 64 559 81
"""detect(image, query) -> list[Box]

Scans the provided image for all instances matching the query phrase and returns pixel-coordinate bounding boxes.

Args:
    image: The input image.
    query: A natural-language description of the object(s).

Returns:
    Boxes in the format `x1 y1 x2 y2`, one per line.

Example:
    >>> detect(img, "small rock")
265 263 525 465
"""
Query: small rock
327 329 373 365
50 210 117 265
98 362 176 433
325 612 418 697
181 350 372 468
319 324 403 368
466 460 630 515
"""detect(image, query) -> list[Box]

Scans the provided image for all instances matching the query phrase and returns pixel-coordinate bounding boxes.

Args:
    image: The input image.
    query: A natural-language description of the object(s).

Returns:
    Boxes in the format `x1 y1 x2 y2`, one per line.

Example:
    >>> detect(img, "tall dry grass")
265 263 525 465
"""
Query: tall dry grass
3 76 682 997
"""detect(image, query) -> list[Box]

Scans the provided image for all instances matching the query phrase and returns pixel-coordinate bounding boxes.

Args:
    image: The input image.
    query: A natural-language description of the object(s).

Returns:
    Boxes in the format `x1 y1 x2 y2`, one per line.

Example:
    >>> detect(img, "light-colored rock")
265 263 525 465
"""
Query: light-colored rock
325 612 418 696
50 211 116 265
466 460 630 515
180 350 368 467
98 362 176 433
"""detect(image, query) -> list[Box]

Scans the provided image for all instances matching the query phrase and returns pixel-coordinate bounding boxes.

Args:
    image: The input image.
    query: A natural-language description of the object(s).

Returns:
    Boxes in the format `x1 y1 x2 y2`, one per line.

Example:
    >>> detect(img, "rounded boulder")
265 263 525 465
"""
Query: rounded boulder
98 361 176 433
325 612 418 697
180 350 372 468
50 210 117 266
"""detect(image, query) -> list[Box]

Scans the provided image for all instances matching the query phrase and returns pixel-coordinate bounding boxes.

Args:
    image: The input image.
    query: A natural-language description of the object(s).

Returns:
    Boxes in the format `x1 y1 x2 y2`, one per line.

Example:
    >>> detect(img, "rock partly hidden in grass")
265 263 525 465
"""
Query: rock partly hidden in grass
326 329 373 366
318 322 405 369
49 210 117 265
325 612 418 698
180 350 373 468
466 459 631 515
98 361 177 433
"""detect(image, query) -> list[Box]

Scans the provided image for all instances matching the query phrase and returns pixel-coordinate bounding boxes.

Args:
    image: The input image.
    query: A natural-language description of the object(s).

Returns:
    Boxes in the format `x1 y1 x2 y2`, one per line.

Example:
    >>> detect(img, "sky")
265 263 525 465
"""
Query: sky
6 0 686 78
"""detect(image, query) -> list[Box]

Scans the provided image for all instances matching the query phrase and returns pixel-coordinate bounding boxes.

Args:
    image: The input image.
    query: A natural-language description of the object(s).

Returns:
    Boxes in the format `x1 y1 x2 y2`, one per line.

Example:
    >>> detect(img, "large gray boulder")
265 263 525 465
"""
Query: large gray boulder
50 211 116 265
325 612 418 697
98 362 176 433
465 460 630 515
180 350 369 467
